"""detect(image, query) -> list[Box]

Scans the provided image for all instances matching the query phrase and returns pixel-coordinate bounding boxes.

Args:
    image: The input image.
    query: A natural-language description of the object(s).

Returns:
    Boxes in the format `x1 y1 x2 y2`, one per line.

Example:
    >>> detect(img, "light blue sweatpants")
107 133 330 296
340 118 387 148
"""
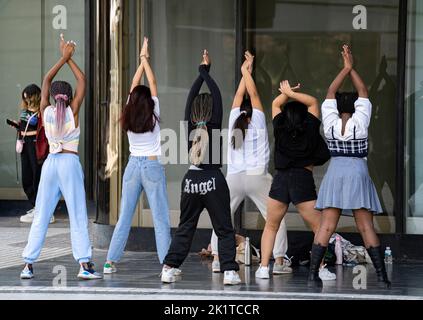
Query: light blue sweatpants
22 153 92 264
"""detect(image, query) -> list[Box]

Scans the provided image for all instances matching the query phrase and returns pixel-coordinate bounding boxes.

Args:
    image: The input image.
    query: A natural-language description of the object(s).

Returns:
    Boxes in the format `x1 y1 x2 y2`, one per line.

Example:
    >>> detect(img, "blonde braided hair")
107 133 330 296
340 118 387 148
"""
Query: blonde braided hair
189 93 213 166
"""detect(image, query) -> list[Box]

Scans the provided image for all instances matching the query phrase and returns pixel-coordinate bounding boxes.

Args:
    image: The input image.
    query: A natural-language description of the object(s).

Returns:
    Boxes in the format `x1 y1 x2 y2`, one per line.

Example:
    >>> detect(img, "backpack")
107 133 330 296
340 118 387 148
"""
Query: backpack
36 113 49 163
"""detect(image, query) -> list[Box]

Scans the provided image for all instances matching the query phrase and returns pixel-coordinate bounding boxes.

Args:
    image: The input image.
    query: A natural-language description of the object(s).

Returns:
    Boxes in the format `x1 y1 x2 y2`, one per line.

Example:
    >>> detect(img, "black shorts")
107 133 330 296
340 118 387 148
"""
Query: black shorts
269 168 317 205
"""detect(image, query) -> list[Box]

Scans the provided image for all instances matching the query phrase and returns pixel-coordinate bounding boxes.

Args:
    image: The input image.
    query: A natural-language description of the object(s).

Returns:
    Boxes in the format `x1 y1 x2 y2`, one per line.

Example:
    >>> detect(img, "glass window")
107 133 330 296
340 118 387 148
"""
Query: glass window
138 0 236 227
0 0 86 199
405 0 423 234
245 0 399 233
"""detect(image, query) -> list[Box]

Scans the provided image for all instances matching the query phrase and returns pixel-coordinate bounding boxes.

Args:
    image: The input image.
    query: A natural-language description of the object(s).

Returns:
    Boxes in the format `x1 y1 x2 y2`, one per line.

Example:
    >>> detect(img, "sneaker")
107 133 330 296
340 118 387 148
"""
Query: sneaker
78 262 103 280
103 262 117 274
20 211 35 224
212 260 221 273
319 265 337 281
20 264 34 279
161 266 180 283
273 260 293 275
223 270 241 285
20 209 55 224
255 265 270 279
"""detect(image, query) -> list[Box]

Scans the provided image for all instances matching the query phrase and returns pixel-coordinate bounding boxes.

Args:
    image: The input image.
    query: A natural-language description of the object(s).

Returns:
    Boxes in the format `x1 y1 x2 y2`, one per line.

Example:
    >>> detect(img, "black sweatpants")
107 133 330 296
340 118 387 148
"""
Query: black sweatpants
21 137 42 207
164 169 239 272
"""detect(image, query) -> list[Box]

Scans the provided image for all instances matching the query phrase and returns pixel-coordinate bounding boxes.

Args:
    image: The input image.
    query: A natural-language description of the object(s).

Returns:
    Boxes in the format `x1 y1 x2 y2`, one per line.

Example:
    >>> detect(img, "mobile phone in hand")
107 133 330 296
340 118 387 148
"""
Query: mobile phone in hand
6 119 19 129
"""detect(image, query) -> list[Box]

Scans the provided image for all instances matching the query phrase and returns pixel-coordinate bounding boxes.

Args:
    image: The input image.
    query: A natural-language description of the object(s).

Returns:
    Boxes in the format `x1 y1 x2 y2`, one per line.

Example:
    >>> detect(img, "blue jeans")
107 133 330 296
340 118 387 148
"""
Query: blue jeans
23 153 92 264
107 157 171 264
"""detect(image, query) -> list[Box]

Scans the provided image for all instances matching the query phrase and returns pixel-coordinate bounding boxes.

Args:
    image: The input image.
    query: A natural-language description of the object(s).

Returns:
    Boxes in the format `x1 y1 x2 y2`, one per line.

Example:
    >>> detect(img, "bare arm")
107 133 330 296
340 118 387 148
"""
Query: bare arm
139 38 157 97
233 78 247 109
68 58 86 115
282 81 319 118
327 45 353 99
142 57 157 97
241 51 263 111
130 63 145 93
327 68 350 99
40 57 68 113
272 93 289 119
350 69 368 98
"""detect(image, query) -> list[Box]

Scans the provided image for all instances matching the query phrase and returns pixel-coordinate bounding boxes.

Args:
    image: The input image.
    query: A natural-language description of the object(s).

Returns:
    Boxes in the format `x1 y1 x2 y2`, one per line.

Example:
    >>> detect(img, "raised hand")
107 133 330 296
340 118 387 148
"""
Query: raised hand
279 80 301 97
342 44 353 71
60 33 66 54
60 34 76 61
243 51 254 73
201 50 211 66
140 37 150 60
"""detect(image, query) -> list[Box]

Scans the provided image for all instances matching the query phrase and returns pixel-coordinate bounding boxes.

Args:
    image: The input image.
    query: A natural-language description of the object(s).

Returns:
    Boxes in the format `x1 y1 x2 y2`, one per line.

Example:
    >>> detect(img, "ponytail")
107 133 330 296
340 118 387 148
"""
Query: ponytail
231 98 253 149
189 94 213 166
54 94 69 133
50 81 73 134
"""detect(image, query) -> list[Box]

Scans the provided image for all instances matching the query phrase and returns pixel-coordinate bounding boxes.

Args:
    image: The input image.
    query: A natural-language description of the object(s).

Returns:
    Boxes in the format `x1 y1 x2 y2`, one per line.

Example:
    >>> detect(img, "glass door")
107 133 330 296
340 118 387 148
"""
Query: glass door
405 0 423 234
244 0 400 234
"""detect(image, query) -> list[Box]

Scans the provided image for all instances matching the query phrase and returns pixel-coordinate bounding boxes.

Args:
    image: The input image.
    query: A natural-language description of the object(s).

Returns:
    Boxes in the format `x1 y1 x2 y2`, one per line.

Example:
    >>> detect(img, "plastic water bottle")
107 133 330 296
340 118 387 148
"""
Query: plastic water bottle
244 237 251 266
384 247 393 264
335 235 343 265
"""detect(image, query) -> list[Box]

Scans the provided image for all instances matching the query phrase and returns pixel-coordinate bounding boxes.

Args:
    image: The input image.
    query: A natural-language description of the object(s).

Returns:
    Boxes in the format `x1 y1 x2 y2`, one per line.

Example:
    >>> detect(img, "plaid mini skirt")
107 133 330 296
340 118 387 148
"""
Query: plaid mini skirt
315 157 382 215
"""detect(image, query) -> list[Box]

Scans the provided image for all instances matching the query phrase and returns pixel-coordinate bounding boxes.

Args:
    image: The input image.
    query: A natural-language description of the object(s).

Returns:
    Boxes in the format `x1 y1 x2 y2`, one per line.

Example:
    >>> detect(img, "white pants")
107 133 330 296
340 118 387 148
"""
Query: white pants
211 172 288 259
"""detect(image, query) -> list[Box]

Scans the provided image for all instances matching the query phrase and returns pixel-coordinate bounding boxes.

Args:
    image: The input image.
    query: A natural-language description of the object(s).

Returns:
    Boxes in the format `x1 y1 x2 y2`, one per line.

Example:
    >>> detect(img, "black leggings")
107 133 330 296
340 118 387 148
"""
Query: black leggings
21 138 42 207
164 169 239 272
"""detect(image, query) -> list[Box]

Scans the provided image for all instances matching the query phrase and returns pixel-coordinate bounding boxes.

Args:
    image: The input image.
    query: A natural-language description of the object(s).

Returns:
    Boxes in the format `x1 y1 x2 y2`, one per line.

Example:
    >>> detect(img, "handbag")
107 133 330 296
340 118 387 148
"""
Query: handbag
36 113 49 162
16 113 37 154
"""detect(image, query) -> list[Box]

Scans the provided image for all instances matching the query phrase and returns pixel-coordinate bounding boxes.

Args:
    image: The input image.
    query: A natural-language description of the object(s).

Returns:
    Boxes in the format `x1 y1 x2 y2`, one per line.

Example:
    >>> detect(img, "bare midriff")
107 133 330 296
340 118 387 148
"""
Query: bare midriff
60 150 78 155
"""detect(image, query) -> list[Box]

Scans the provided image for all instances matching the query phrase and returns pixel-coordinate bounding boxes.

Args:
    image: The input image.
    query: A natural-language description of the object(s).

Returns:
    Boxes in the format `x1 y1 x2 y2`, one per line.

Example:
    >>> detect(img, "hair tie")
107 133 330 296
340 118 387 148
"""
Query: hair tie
55 94 69 102
196 121 207 127
240 111 248 116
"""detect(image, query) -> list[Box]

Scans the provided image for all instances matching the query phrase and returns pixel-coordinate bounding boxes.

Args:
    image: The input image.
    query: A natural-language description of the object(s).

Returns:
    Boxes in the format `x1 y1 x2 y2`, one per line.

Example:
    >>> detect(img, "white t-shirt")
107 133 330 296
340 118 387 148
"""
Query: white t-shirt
127 96 162 157
322 98 372 141
227 108 269 175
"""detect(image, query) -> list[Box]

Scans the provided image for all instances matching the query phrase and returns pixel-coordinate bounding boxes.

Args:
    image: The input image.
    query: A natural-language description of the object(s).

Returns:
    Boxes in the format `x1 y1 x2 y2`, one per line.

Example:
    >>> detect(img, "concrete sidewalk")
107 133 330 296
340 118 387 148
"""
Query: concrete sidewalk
1 246 423 300
1 210 423 300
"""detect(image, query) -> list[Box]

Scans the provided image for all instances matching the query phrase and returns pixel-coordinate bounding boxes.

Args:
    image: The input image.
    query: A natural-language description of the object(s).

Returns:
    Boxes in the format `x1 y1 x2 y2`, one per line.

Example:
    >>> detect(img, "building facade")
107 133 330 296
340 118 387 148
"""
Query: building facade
1 0 422 259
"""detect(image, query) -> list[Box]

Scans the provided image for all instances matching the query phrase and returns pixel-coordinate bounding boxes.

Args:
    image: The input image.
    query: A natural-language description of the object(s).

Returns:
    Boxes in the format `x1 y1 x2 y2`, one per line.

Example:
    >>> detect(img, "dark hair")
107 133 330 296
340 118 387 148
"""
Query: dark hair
231 98 253 149
50 81 73 133
336 92 358 115
189 93 213 166
21 84 41 110
121 85 159 133
280 101 308 138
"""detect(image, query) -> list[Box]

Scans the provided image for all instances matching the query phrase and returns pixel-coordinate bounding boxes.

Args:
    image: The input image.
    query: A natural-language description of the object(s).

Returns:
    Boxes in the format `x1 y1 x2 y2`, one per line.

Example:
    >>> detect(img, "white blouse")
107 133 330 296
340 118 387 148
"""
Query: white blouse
321 98 372 141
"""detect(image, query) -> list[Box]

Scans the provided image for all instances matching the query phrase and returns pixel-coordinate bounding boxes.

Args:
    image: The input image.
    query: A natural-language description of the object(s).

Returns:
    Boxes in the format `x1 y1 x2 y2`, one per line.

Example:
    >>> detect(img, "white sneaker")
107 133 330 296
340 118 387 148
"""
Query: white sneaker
223 270 241 285
77 263 103 280
273 261 293 274
212 260 221 273
161 267 180 283
20 211 35 224
255 265 270 279
20 265 34 279
103 262 117 274
20 209 55 224
319 265 337 281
